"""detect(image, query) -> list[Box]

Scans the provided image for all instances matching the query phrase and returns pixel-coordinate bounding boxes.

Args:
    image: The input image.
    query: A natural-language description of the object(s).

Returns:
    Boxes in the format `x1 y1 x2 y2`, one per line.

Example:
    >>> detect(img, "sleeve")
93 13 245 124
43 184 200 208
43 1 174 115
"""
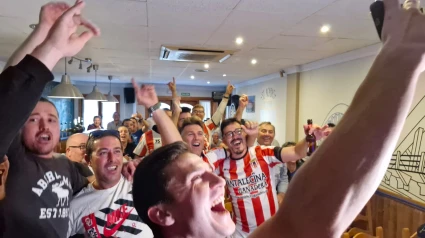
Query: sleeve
133 134 147 157
70 161 89 195
106 122 113 130
276 163 289 193
0 55 54 161
72 162 93 177
256 145 283 164
204 148 227 174
211 97 229 126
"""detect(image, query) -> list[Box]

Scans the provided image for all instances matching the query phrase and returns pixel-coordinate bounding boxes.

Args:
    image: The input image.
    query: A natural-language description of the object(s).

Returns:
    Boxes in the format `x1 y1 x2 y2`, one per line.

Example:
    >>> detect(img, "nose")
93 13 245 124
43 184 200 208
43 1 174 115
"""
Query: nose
107 151 114 162
208 172 226 189
38 118 47 130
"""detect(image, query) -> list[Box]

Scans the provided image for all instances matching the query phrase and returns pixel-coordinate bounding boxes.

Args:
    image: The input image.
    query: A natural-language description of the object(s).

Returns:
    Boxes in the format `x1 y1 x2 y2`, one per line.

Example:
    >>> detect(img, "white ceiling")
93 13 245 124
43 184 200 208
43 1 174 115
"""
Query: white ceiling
0 0 381 86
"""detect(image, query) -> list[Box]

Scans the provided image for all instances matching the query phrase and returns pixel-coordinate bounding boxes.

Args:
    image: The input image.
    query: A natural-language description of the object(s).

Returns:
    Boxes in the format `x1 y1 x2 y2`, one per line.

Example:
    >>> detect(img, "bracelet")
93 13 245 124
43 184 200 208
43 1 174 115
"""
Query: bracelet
223 95 229 99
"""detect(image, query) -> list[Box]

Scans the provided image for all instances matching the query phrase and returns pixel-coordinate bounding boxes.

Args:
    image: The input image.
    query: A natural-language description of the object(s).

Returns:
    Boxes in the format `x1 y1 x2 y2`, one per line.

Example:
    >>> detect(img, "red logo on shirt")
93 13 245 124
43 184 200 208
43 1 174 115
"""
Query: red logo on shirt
104 204 134 237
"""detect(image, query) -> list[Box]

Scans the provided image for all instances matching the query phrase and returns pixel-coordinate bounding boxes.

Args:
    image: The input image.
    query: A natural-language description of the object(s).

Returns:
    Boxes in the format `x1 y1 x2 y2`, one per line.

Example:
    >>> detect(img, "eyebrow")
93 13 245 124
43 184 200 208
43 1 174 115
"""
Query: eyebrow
97 147 122 152
29 113 58 120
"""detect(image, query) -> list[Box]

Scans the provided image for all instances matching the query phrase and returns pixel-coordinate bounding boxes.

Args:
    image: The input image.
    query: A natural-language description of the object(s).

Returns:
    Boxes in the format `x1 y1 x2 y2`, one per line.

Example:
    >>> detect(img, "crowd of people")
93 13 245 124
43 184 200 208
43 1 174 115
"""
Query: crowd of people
0 0 424 237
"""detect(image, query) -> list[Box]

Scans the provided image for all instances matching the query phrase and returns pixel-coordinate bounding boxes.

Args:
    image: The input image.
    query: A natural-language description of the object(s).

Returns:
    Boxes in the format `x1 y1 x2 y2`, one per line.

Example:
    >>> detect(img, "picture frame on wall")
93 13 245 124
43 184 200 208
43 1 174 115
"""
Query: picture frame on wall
247 96 255 113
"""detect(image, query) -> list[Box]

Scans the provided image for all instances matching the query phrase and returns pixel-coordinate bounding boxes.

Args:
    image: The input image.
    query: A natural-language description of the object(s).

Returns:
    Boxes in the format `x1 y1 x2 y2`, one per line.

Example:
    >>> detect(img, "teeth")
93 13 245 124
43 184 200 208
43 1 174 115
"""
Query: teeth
211 196 224 208
107 166 117 171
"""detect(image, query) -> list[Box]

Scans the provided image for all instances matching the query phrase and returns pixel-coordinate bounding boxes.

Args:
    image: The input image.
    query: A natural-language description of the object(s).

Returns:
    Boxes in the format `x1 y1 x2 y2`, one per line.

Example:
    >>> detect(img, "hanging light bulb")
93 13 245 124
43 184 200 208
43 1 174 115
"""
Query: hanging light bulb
48 57 84 99
79 60 82 69
85 65 107 101
103 75 119 103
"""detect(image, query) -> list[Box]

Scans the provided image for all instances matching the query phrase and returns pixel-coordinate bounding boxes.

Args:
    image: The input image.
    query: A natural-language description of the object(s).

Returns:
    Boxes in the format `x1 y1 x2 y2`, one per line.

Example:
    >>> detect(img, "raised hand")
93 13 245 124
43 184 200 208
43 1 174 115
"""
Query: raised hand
382 0 425 72
241 121 258 137
132 78 159 108
39 2 71 29
225 81 234 96
168 77 177 92
239 94 248 108
303 124 329 141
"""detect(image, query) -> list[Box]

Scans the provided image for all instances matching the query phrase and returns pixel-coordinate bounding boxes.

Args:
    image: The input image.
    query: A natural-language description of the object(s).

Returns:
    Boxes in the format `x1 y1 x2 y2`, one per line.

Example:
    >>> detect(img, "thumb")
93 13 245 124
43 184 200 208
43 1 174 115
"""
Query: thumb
241 125 247 131
73 30 94 48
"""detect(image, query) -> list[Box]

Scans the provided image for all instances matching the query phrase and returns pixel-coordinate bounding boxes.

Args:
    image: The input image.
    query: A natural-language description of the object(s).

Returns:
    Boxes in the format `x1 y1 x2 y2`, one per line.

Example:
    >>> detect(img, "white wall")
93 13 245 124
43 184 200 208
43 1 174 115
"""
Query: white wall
235 76 287 145
296 54 425 206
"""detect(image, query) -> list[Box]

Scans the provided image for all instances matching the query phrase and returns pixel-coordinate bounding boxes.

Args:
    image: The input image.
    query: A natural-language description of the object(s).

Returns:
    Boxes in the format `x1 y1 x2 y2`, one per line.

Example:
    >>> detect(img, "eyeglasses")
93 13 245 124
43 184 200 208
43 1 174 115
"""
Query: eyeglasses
224 128 243 139
193 110 204 114
68 145 86 151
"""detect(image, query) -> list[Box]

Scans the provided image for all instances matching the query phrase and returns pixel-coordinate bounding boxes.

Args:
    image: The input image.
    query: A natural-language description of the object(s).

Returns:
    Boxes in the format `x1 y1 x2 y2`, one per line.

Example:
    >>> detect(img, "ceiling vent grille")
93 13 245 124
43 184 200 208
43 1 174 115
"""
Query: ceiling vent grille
160 46 236 63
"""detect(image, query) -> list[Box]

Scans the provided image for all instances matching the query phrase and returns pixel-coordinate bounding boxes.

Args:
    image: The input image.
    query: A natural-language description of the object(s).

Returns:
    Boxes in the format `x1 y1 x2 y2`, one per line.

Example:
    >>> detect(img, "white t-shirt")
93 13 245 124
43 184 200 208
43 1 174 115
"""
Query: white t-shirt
67 176 153 238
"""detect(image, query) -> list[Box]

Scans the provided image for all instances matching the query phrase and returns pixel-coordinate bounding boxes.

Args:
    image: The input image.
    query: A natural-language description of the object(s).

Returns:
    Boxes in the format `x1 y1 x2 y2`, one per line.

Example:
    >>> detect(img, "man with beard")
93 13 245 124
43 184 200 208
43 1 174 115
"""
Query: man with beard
0 2 137 237
203 118 327 237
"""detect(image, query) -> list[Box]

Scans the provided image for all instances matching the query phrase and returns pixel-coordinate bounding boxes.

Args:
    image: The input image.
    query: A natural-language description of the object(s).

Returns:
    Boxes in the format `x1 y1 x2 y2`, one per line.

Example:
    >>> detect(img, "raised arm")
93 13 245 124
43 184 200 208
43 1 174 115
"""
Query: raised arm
235 94 248 122
168 77 182 126
132 79 182 145
210 81 234 125
0 1 99 160
250 1 425 237
3 2 71 71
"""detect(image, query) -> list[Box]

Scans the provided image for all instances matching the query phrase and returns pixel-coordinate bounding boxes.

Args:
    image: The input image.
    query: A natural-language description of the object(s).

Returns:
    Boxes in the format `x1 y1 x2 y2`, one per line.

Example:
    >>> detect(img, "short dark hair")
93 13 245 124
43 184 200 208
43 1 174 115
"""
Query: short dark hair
259 121 275 132
220 118 241 135
327 123 336 128
93 116 101 121
39 97 59 116
179 117 203 134
181 107 191 113
133 141 189 238
122 119 132 126
282 141 296 147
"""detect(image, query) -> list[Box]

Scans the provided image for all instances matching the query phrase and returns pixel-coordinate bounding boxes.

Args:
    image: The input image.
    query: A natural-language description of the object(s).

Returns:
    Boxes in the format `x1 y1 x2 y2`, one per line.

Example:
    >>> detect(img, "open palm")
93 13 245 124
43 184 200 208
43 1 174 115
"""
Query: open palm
132 79 159 108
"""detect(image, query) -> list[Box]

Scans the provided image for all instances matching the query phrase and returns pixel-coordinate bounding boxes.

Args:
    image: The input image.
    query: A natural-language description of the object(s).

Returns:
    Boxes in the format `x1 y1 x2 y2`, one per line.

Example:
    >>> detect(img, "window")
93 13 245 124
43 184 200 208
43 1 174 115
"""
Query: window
180 103 193 110
160 103 170 110
102 102 117 128
83 100 98 130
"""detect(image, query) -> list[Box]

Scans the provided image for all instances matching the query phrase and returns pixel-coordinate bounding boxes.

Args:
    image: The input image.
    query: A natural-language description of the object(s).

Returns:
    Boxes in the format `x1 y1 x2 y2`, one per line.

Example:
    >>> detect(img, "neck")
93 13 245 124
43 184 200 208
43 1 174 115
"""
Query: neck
122 140 128 148
163 226 222 238
92 178 120 190
114 120 119 123
231 147 248 160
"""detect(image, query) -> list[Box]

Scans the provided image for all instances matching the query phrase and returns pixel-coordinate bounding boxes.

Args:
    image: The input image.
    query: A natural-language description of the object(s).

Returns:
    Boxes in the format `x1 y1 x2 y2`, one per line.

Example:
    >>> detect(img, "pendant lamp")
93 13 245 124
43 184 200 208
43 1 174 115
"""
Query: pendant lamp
48 57 84 99
103 75 119 103
85 64 107 101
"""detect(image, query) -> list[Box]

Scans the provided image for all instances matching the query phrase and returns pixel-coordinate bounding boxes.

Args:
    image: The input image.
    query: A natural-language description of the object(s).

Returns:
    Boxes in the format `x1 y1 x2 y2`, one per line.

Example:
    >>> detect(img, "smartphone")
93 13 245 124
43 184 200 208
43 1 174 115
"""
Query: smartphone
370 1 424 40
370 1 385 40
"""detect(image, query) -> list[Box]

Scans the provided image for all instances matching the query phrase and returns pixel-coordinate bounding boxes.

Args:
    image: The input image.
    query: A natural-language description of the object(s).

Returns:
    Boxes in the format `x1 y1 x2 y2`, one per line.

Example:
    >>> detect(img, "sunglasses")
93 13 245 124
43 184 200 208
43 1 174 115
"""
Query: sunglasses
88 130 120 141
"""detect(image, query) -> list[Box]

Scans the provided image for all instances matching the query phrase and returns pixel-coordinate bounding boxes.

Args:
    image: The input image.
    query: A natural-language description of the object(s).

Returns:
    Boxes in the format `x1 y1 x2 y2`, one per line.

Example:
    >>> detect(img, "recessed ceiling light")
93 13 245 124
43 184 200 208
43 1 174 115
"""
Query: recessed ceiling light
236 37 244 45
223 74 227 77
207 81 210 84
320 25 330 33
251 59 257 65
190 75 195 79
29 24 37 29
204 63 209 69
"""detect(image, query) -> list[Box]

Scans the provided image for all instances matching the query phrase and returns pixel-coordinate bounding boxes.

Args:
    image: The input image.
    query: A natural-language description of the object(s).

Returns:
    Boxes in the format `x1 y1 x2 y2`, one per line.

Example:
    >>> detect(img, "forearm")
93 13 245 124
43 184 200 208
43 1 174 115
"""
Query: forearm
211 97 229 125
294 138 308 158
153 109 182 144
246 134 257 147
0 55 54 158
234 105 245 122
171 109 181 127
274 48 421 237
3 26 49 71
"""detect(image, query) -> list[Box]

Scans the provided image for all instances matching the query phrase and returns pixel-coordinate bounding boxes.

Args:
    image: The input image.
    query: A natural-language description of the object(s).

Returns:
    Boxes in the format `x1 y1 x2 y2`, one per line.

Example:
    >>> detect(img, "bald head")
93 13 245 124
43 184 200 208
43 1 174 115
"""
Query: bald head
66 133 89 163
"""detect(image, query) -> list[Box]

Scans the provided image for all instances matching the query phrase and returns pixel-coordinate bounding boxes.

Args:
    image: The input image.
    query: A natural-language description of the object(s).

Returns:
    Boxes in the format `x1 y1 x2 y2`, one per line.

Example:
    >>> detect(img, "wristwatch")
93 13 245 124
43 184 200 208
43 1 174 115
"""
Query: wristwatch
148 102 161 114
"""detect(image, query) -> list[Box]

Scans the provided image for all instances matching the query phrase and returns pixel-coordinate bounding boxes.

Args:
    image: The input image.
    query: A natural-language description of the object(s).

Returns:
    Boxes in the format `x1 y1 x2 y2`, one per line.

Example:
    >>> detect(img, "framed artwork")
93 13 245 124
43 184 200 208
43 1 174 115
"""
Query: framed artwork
247 96 255 113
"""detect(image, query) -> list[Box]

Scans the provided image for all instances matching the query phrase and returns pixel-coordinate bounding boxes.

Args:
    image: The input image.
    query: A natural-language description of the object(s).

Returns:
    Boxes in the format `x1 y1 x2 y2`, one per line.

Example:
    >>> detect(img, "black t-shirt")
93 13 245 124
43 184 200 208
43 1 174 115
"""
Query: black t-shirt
124 143 136 159
1 135 88 238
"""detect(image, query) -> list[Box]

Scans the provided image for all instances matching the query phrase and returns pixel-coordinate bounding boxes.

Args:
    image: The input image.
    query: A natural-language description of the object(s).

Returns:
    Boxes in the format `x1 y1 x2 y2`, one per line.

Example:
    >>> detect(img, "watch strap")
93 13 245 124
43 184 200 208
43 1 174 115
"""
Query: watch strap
148 102 161 114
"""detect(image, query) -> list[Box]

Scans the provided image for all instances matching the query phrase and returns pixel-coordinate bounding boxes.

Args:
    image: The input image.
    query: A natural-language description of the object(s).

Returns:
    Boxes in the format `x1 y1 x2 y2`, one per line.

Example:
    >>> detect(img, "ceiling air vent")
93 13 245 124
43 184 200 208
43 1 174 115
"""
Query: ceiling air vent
160 46 235 63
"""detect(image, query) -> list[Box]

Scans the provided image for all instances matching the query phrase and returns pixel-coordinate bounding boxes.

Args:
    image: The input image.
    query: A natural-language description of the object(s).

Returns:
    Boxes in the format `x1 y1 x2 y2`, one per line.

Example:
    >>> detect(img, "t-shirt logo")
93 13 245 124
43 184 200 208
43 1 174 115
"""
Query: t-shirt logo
52 181 69 207
104 204 134 237
250 158 259 169
154 138 161 144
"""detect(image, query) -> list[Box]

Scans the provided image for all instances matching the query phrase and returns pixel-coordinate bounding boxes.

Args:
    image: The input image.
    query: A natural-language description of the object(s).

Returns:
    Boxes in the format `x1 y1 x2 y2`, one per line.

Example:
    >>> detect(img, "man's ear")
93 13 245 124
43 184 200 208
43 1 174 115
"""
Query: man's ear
147 204 175 227
84 154 90 165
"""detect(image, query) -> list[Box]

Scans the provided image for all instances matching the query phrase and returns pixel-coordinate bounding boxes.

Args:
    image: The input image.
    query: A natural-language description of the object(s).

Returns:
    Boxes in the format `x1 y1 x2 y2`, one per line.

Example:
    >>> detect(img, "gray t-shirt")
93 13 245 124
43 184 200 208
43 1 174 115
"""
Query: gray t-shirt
1 135 88 238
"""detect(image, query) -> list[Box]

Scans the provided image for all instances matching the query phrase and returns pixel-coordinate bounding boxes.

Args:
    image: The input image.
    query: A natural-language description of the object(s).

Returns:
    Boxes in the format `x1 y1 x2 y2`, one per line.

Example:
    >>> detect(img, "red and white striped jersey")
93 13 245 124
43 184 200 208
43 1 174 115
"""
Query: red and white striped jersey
204 146 283 238
133 130 162 158
203 120 217 143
